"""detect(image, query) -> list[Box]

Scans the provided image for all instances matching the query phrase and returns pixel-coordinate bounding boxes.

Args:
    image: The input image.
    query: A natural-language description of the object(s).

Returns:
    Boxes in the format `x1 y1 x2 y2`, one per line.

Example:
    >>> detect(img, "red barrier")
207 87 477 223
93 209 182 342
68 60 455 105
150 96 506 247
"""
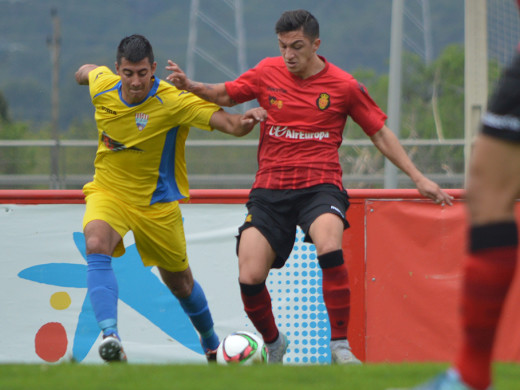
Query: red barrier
363 200 520 362
0 188 464 204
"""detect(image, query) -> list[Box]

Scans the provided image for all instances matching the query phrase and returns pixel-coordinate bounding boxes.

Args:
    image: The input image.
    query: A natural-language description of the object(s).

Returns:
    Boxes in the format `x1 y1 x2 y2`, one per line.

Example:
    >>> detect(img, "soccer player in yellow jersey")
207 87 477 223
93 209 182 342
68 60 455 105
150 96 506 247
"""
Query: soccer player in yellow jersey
75 34 266 363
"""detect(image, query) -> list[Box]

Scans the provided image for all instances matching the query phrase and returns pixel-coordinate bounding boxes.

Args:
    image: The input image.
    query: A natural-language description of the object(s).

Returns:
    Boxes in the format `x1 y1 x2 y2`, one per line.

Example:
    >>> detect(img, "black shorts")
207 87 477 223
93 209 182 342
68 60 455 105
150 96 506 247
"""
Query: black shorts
236 184 350 269
481 53 520 142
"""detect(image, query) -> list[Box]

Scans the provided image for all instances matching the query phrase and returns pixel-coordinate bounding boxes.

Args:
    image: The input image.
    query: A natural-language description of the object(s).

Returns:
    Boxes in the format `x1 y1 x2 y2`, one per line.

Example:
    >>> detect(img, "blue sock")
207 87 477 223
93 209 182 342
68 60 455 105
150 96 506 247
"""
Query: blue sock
178 280 219 351
86 253 119 338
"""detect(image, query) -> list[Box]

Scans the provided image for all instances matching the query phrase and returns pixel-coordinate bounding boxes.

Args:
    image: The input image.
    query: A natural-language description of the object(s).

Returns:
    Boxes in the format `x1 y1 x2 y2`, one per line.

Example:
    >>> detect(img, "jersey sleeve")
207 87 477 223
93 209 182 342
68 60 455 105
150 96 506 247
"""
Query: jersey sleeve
167 88 221 131
225 65 260 104
88 66 118 100
347 81 388 136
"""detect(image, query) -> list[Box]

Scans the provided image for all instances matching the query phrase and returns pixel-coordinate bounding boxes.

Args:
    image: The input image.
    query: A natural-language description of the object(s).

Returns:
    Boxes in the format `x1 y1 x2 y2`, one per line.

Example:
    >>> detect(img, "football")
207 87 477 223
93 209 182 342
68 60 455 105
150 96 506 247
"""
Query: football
216 331 268 365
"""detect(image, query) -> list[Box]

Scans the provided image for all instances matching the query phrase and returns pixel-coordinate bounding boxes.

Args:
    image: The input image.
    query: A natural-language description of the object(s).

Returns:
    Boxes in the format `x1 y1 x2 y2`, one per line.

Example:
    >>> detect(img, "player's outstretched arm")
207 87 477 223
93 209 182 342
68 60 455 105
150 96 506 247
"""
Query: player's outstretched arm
75 64 99 85
209 107 267 137
165 60 237 107
370 125 454 205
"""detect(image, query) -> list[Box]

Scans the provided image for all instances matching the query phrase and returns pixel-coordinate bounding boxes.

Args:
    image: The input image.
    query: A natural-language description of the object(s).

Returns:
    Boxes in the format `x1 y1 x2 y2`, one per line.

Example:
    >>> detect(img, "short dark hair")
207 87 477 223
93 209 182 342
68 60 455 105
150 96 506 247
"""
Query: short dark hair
275 9 319 41
116 34 154 65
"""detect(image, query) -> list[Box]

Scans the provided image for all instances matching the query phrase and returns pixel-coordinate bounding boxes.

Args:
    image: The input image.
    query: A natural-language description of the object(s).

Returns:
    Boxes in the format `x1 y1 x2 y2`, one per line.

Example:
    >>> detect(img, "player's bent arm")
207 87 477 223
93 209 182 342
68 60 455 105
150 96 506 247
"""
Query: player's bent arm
166 60 236 107
370 125 453 205
209 108 266 137
75 64 99 85
187 82 235 107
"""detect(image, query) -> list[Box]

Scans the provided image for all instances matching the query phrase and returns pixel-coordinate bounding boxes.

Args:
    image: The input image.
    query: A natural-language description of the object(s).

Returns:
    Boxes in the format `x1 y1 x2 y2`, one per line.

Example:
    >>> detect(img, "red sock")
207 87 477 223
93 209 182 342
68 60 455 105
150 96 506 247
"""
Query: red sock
240 282 279 344
321 261 351 340
455 223 518 390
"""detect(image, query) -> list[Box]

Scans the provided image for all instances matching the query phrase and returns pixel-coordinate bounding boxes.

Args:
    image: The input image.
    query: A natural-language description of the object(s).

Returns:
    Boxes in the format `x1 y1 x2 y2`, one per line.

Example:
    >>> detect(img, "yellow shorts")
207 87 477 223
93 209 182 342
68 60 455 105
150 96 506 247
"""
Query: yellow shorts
82 184 189 272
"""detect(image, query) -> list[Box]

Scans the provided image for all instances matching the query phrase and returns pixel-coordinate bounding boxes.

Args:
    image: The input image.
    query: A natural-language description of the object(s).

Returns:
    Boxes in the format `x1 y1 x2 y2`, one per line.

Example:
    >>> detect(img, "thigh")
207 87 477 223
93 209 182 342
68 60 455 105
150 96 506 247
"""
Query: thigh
83 187 130 257
238 227 277 284
467 134 520 224
237 189 297 267
308 213 345 255
298 184 350 248
131 202 189 272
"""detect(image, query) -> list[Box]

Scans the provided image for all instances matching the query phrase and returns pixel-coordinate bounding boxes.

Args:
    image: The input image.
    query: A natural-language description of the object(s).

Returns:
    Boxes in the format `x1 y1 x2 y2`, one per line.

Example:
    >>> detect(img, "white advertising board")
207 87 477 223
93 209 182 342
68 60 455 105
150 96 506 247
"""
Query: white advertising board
0 203 330 364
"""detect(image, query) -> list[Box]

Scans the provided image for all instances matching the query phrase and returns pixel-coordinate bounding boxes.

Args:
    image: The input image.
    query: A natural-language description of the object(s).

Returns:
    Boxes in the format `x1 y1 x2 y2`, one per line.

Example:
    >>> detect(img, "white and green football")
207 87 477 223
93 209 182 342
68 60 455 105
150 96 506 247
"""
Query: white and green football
216 331 268 365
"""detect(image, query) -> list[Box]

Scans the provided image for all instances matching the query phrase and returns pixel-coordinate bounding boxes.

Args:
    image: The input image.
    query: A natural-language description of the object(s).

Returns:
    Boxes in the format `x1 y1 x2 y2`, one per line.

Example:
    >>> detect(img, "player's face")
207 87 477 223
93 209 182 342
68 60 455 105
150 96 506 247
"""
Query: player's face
115 57 157 104
278 28 320 78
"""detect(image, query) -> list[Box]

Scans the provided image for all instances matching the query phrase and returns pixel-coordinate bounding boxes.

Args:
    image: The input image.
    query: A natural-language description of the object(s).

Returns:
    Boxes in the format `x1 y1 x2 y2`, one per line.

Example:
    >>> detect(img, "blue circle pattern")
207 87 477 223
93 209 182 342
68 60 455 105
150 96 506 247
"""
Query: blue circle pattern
266 228 331 364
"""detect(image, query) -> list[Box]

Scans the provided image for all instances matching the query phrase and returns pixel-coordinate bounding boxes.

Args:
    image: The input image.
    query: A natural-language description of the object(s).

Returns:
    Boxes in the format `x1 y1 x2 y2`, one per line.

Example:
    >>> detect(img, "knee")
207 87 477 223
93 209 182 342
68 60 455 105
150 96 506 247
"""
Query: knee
316 243 342 257
238 257 271 285
238 272 266 285
171 282 193 299
313 233 343 256
85 235 112 255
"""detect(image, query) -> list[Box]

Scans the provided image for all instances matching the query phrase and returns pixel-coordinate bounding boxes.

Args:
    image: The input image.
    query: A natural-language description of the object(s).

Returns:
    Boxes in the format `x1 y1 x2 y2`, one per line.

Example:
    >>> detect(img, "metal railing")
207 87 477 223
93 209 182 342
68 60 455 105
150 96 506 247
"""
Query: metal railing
0 138 467 189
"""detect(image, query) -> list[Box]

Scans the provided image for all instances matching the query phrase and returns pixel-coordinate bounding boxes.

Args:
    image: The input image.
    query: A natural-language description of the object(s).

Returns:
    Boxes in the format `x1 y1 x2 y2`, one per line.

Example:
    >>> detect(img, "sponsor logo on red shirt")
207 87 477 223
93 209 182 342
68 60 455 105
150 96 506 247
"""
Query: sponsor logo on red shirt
267 125 330 141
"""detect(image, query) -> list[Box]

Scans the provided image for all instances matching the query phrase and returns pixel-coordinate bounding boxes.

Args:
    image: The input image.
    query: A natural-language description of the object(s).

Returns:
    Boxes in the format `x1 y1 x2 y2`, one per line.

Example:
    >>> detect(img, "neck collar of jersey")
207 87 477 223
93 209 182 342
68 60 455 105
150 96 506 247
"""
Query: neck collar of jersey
118 76 160 107
287 55 329 83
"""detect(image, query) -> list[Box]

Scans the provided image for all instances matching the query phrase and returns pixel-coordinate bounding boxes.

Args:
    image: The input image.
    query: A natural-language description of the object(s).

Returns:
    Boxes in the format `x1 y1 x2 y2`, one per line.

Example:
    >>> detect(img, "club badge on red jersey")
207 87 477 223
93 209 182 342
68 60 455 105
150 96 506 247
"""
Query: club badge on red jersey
269 96 283 109
316 93 330 110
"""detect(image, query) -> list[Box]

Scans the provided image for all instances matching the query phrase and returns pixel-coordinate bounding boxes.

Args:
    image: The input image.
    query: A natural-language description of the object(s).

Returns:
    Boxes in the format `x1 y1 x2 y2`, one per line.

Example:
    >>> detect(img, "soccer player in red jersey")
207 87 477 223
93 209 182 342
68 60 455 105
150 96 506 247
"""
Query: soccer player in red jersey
167 9 452 364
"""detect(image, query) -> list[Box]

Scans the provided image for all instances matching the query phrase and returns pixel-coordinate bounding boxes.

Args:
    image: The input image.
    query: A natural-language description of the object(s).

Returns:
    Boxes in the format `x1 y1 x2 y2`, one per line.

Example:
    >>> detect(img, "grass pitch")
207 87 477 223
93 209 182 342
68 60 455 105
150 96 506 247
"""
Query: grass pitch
1 362 518 390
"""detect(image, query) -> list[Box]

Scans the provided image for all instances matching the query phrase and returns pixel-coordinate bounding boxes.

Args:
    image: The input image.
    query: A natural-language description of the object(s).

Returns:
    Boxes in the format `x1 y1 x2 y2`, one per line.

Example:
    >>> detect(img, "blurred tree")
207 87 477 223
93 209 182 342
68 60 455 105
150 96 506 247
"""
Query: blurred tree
65 118 97 140
0 91 36 175
0 121 36 174
340 44 468 186
0 90 9 122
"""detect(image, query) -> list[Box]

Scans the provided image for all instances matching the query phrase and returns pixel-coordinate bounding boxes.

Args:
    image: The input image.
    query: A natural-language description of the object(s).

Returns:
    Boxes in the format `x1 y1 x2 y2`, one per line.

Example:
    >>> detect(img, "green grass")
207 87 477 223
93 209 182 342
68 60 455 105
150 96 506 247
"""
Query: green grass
1 363 519 390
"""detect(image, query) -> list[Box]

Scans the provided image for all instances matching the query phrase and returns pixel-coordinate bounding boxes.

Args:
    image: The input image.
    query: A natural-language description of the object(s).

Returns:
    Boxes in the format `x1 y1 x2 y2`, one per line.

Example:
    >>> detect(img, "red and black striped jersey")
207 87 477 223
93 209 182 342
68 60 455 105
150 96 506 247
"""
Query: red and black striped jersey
225 56 387 190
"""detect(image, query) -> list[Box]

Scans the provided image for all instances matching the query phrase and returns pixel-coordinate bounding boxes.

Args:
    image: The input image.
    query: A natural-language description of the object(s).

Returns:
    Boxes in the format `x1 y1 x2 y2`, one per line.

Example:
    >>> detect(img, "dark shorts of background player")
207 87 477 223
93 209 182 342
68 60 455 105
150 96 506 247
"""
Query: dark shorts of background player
482 52 520 142
236 183 350 269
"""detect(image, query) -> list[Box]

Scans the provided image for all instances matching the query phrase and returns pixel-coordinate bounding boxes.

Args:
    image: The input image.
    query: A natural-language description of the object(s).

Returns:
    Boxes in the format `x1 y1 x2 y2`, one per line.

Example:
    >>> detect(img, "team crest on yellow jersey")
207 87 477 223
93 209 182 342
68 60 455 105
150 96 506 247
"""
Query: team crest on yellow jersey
135 113 149 131
316 93 330 110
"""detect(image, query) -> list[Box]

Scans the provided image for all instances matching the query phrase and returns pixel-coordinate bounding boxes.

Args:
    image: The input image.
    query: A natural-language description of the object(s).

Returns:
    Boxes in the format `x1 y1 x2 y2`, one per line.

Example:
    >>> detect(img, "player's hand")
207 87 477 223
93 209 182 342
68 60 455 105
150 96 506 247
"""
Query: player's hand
415 177 454 206
240 107 267 133
165 60 190 90
243 107 267 123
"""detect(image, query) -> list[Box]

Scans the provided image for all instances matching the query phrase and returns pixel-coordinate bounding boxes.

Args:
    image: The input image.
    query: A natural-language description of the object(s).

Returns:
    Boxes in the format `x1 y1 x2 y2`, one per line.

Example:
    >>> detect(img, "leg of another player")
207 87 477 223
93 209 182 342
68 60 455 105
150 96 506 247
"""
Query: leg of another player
309 213 360 364
158 266 220 360
454 134 520 390
237 227 287 363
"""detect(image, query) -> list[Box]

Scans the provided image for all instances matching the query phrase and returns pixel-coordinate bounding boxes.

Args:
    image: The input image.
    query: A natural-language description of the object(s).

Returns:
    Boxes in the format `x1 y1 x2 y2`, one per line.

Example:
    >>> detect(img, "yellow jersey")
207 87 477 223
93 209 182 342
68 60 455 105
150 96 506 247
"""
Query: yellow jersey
85 66 220 205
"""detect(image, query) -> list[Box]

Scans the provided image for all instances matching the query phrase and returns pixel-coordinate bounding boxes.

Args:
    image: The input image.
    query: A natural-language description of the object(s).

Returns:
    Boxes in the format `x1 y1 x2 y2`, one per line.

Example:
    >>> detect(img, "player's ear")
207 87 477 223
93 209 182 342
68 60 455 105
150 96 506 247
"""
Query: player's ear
115 61 120 75
312 38 321 52
151 61 157 75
